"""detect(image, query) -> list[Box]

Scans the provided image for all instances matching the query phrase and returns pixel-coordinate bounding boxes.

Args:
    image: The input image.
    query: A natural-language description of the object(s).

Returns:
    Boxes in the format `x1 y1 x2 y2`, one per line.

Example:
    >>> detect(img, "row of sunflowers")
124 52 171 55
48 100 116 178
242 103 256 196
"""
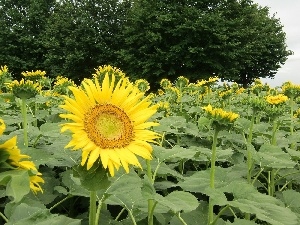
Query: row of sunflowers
1 64 300 225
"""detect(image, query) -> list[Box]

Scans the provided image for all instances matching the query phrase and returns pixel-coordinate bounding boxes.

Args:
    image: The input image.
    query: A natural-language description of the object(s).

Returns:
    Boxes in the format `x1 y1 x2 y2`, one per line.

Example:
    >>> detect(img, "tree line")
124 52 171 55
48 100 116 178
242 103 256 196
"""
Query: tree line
0 0 292 88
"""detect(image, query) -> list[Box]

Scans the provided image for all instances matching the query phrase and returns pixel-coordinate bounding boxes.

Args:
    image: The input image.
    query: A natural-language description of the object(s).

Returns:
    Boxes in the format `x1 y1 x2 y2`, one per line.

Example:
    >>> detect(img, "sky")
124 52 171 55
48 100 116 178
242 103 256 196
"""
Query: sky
252 0 300 87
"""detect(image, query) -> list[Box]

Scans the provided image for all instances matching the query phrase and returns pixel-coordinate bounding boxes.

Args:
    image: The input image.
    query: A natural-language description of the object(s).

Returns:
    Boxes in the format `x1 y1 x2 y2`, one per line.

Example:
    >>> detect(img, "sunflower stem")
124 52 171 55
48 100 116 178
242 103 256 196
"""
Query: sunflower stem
21 98 28 147
33 102 38 127
175 212 188 225
146 159 154 225
115 208 126 221
289 97 295 149
271 119 278 146
126 206 137 225
89 191 97 225
0 211 8 223
49 194 73 211
208 128 220 225
95 195 105 225
247 113 255 182
245 112 255 220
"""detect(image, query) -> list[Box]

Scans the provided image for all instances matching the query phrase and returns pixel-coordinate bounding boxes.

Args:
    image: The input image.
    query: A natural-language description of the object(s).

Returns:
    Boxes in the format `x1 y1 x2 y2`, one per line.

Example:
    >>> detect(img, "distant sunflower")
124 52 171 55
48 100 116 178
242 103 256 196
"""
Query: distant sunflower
0 118 5 135
60 74 160 176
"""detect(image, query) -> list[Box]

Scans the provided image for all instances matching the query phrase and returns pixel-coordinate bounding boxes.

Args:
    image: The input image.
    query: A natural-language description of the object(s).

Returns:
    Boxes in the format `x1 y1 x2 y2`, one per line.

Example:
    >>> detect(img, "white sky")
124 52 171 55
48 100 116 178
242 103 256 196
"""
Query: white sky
253 0 300 87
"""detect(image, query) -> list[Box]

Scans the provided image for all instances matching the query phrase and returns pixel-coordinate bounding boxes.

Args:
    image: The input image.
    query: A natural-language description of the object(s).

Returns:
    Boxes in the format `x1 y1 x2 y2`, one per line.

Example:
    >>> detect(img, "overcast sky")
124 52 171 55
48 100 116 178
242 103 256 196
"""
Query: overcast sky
252 0 300 87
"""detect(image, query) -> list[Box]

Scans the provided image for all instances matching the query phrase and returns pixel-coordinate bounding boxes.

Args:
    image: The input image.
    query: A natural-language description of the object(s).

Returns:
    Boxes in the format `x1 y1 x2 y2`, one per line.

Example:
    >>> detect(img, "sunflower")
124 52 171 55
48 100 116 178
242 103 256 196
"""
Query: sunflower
202 104 239 130
0 118 5 135
8 79 41 99
266 94 288 105
135 79 150 92
21 70 46 81
60 74 160 176
0 120 44 193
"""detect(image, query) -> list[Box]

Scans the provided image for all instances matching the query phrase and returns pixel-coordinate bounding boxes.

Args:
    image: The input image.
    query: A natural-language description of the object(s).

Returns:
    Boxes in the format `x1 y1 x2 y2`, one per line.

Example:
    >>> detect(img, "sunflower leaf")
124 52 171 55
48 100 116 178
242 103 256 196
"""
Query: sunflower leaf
5 203 81 225
155 191 199 213
73 163 111 191
0 170 30 203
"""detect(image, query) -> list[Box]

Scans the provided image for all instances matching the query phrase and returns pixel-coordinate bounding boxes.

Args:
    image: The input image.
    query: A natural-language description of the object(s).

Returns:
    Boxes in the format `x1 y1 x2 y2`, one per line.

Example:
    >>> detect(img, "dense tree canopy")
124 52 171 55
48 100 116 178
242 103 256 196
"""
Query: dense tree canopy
0 0 131 81
0 0 292 86
0 0 55 78
41 0 131 82
119 0 292 87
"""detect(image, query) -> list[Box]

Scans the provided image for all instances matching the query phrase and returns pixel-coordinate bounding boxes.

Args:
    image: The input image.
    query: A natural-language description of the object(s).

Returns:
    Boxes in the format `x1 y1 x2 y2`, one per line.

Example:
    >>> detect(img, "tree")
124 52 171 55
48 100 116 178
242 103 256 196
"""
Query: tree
118 0 292 88
41 0 132 81
0 0 55 79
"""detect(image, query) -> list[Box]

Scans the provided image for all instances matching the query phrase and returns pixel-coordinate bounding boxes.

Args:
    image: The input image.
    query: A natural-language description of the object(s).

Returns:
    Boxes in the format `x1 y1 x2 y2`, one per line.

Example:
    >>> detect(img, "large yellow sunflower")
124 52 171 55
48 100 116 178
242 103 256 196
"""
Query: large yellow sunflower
60 73 160 176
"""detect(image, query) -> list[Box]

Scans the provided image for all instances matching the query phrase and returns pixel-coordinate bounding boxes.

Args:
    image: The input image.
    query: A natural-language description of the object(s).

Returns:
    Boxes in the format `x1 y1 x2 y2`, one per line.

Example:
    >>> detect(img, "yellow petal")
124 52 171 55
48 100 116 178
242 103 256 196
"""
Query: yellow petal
86 149 99 170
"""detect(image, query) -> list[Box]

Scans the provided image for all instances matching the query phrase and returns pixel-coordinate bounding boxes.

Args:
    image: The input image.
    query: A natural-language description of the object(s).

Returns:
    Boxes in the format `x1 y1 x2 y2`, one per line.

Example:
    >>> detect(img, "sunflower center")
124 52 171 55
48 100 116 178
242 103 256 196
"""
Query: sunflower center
84 104 134 149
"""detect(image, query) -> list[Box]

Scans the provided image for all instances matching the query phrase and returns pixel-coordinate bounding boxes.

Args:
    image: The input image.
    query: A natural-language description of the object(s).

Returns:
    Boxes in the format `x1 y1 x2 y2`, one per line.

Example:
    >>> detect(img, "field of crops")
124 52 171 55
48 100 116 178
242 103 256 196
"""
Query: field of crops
1 65 300 225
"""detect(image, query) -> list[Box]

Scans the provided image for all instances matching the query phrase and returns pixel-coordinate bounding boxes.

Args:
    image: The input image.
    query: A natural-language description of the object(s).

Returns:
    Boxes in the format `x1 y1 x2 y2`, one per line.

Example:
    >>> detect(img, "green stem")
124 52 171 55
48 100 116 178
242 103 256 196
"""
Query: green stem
269 169 275 196
126 207 138 225
245 113 255 220
211 205 230 225
176 212 188 225
89 191 97 225
208 128 220 224
251 168 264 185
115 208 126 221
179 86 183 113
271 119 278 146
246 113 255 184
0 211 8 223
33 102 38 127
21 98 28 147
95 195 105 225
289 97 295 149
49 195 73 211
146 159 154 225
279 180 292 192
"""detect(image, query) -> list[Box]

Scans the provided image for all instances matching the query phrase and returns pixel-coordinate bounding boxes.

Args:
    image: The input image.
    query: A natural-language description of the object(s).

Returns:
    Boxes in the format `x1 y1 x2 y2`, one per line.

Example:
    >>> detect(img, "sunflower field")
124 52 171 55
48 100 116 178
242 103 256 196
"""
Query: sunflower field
1 65 300 225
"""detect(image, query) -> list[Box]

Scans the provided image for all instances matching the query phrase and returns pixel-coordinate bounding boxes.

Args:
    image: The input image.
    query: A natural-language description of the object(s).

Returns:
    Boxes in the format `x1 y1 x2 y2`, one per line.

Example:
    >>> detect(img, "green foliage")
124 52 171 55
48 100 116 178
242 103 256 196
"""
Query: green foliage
0 0 55 78
119 0 291 87
2 70 300 224
0 0 292 87
0 170 30 203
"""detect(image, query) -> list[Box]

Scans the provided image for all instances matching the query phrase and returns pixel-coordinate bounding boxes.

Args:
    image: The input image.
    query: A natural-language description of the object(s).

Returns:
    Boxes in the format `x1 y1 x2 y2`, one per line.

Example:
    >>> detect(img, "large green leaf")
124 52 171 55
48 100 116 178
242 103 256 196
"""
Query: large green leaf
178 167 244 194
222 181 299 225
5 203 81 225
0 170 30 203
168 203 209 225
60 169 89 197
155 191 199 213
226 218 258 225
106 171 144 209
282 189 300 208
255 143 296 169
153 145 198 162
229 199 298 225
